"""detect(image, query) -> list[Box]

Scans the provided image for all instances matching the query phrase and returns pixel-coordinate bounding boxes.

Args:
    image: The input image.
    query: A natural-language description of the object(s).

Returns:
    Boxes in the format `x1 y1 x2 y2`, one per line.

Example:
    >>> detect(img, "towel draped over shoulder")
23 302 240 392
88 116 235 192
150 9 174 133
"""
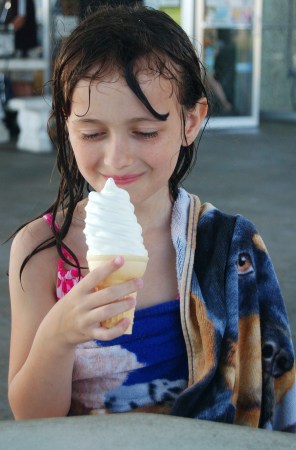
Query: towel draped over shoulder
171 188 296 432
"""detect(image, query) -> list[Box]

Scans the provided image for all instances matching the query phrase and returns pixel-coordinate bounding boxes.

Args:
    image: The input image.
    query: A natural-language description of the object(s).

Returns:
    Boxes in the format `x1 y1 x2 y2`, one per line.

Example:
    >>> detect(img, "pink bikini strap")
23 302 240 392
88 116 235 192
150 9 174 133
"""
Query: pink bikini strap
43 213 58 231
43 213 73 260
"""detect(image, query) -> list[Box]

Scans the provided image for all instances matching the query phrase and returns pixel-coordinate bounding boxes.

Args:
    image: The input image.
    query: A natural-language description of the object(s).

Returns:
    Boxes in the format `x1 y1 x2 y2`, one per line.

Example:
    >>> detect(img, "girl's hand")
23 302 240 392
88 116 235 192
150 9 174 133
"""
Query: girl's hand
41 256 143 347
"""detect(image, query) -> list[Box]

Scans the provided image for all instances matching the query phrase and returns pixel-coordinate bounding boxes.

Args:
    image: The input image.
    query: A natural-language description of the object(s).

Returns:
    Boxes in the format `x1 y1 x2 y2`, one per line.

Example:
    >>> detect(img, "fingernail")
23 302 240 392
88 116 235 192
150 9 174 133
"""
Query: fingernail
129 296 137 307
114 255 124 265
134 278 144 289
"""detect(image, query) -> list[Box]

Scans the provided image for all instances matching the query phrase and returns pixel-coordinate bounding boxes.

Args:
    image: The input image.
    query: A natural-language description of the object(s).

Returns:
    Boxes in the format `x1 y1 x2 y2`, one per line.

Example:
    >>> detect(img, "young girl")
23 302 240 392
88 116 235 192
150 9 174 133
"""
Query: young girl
8 5 296 431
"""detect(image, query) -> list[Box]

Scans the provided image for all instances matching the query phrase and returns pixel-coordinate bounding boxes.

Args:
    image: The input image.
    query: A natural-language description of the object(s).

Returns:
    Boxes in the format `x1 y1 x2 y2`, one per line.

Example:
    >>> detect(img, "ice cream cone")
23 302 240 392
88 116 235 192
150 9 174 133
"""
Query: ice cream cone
87 254 148 334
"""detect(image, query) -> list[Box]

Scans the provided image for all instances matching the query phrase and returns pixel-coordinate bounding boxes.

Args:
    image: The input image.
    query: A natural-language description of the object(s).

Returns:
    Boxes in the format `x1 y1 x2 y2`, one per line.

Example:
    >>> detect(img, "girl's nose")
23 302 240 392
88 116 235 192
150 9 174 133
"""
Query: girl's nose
103 135 133 169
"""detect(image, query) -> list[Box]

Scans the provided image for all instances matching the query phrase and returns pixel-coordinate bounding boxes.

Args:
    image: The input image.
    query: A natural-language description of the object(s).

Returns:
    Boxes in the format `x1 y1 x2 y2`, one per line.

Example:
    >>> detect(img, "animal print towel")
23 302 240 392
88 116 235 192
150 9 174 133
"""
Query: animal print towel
171 189 296 432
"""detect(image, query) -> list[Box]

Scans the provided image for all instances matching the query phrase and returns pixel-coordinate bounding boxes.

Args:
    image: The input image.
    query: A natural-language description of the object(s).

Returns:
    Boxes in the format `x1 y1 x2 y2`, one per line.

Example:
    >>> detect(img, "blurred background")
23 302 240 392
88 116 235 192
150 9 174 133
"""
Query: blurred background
0 0 295 421
1 0 295 138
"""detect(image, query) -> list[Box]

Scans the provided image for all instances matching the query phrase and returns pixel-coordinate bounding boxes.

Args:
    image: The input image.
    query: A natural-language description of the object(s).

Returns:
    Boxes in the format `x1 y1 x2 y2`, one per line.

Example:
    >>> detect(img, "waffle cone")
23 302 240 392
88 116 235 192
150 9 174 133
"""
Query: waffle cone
87 254 148 334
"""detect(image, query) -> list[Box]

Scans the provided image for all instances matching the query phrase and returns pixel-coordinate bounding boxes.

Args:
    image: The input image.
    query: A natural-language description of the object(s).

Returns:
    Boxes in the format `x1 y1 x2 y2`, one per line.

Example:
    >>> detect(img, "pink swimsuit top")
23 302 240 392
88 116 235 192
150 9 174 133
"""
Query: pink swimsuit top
43 213 81 300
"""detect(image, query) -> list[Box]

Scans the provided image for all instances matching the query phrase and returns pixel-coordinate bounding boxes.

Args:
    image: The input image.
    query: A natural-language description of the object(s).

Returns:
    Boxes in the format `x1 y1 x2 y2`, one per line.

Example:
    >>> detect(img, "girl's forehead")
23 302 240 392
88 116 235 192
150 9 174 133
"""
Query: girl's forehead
69 69 181 120
74 70 175 98
74 54 177 91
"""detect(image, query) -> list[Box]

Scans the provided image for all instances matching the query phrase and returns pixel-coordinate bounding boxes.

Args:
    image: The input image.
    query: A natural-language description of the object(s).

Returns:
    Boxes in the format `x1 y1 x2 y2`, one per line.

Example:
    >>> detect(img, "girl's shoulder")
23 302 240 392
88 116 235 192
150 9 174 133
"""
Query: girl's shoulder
11 206 77 255
11 216 56 258
9 216 59 295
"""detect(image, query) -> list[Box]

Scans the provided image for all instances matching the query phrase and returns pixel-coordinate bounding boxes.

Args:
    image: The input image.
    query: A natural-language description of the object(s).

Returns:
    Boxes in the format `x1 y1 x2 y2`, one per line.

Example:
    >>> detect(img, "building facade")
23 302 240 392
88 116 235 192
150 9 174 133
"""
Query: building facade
146 0 296 127
1 0 296 131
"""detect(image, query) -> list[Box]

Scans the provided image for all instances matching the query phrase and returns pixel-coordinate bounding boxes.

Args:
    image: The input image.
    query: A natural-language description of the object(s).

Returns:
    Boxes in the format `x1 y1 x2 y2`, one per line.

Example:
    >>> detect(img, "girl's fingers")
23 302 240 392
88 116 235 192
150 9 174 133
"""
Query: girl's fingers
92 317 132 341
88 277 143 309
78 296 136 341
78 256 125 292
87 295 136 325
61 256 144 342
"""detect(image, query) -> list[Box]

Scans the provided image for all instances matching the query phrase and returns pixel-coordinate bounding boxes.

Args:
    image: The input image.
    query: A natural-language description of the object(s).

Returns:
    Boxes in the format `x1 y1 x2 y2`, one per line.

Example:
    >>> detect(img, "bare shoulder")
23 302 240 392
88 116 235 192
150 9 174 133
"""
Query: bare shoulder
9 217 58 306
11 216 54 255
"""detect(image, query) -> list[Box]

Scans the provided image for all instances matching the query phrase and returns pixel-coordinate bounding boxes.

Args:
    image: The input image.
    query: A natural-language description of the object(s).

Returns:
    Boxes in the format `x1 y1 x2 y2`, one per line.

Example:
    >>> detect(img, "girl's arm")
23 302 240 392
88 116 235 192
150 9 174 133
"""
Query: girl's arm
8 219 140 419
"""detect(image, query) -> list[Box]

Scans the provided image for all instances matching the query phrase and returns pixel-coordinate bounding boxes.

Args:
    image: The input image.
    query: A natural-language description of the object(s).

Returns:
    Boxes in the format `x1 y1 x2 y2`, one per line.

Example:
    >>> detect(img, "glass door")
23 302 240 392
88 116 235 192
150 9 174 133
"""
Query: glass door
195 0 262 128
260 0 296 121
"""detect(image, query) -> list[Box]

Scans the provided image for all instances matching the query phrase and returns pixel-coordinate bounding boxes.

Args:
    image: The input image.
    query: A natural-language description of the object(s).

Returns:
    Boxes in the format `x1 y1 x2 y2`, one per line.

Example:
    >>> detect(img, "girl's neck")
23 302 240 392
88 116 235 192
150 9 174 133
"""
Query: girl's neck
134 188 174 236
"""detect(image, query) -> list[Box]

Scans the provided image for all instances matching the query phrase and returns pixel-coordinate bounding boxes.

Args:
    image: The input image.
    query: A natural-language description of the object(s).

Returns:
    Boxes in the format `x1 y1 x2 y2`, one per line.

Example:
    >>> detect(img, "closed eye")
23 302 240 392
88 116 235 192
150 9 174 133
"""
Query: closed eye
134 131 158 139
81 132 104 141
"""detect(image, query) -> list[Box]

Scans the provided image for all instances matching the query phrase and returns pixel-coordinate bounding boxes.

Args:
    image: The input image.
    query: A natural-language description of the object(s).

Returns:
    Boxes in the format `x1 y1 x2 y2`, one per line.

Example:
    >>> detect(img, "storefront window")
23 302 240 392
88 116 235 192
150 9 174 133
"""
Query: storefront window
203 0 254 117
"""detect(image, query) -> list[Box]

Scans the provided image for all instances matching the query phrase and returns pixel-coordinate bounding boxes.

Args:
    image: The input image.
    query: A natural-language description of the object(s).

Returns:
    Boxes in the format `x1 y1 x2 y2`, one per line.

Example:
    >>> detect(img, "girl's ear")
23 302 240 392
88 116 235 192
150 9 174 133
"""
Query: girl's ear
182 98 208 146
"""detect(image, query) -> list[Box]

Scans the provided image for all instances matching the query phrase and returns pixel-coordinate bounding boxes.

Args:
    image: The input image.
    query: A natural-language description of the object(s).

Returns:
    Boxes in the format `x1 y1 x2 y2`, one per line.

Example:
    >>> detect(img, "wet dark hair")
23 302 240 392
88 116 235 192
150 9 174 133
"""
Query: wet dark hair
16 4 210 277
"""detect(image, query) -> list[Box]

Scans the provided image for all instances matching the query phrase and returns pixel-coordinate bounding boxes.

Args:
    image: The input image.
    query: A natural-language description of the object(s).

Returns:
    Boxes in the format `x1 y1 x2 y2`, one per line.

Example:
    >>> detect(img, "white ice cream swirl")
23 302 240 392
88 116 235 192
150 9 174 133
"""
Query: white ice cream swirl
84 178 148 257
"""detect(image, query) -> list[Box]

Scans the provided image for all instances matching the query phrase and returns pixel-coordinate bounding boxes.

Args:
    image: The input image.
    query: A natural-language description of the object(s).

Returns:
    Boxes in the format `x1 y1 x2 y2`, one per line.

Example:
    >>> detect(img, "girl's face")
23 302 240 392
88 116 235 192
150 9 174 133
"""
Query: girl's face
67 70 205 209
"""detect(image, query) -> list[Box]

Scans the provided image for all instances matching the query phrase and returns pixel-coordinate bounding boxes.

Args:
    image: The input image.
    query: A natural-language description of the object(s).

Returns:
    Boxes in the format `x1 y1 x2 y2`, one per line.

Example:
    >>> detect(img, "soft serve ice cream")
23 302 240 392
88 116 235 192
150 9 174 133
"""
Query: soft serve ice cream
83 178 148 334
84 177 148 258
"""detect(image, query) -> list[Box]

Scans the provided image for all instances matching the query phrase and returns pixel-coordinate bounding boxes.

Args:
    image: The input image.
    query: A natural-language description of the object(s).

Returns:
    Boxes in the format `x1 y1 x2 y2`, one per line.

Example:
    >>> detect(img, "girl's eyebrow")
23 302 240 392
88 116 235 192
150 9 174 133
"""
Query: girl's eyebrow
129 116 165 122
71 118 104 124
71 116 167 124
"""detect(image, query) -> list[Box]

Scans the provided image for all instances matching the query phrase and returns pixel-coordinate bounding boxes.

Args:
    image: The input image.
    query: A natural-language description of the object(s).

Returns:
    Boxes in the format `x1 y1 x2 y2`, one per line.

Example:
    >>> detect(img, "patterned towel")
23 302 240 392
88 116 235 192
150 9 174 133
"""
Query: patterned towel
170 189 296 432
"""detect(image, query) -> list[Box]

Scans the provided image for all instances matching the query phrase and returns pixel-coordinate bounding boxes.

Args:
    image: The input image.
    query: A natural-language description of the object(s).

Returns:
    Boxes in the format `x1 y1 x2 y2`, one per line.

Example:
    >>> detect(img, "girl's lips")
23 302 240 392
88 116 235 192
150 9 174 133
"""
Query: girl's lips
102 173 144 185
